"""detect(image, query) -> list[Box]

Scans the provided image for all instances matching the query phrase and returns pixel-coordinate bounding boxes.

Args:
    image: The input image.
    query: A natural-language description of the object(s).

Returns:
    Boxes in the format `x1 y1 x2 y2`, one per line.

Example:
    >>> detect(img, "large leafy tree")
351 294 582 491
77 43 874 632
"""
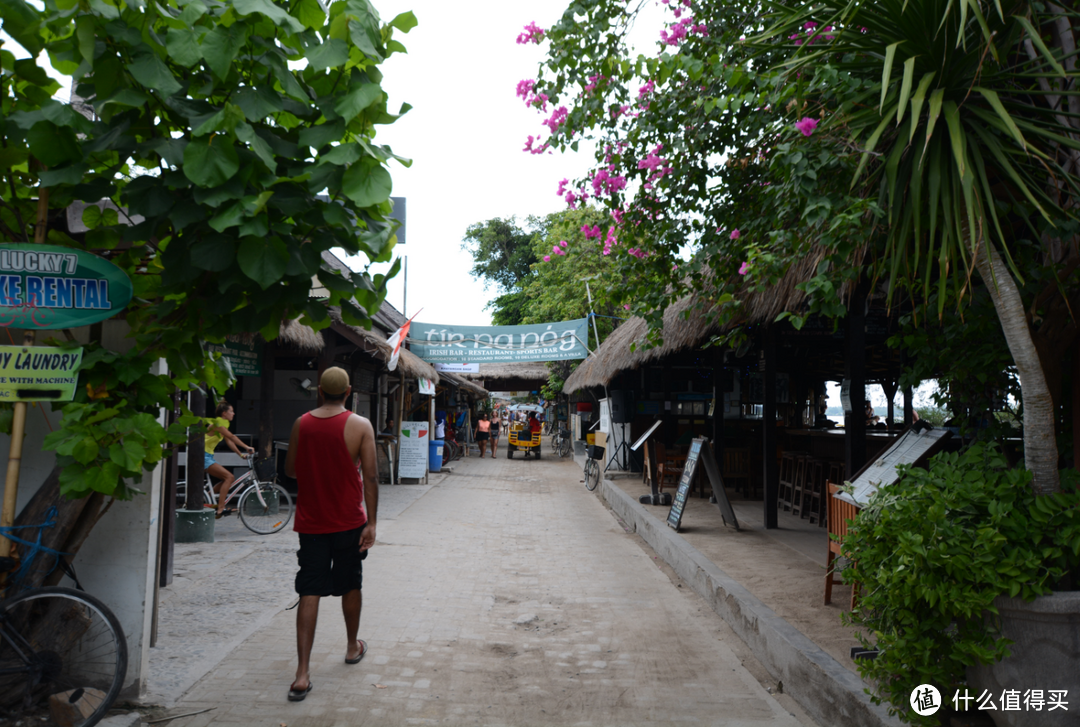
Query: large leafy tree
524 0 1079 494
1 0 414 497
461 217 541 325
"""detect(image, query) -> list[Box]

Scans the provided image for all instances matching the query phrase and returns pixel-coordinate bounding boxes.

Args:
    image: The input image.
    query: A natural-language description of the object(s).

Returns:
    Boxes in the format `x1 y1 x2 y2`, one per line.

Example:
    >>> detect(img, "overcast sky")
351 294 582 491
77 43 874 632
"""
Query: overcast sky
343 0 666 327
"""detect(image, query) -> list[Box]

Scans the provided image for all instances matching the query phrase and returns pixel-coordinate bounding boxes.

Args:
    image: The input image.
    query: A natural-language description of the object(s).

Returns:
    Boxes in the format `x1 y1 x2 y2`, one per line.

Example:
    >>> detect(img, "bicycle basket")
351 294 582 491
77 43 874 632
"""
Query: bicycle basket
587 445 605 460
254 457 277 481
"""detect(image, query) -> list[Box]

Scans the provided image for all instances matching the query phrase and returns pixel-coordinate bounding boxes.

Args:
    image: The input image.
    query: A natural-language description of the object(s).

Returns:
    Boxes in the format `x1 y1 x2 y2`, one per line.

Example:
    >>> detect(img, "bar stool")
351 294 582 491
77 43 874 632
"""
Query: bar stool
791 454 811 518
807 458 826 526
828 461 845 487
778 451 797 511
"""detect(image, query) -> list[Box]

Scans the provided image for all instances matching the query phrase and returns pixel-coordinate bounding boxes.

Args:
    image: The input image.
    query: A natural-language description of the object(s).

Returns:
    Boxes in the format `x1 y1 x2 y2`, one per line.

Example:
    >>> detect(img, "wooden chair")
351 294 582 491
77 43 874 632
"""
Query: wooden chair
778 451 797 511
655 443 685 493
824 482 860 609
722 448 752 498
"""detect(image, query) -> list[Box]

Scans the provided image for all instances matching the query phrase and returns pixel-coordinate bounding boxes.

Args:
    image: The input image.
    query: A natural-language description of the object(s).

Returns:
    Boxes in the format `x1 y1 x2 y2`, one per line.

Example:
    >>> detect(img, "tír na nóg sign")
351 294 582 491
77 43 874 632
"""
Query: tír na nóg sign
0 345 83 401
0 244 133 329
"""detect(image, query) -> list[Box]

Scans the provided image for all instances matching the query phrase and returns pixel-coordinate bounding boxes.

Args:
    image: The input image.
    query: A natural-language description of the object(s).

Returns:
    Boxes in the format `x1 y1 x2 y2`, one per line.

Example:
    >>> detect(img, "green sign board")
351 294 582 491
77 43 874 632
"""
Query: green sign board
206 339 263 377
410 318 590 364
0 244 133 330
0 345 83 402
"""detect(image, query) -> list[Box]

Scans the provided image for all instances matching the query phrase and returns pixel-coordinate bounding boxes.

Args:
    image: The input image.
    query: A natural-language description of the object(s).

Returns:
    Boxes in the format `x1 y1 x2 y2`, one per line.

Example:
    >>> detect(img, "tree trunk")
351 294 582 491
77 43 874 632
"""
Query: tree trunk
973 240 1061 494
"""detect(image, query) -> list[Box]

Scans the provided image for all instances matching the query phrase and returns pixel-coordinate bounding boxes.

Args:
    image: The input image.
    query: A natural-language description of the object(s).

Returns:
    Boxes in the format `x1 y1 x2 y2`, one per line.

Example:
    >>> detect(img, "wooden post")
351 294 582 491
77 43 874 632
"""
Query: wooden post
763 326 778 529
396 372 405 478
845 280 868 478
159 392 180 588
258 340 276 460
0 331 35 560
187 388 206 510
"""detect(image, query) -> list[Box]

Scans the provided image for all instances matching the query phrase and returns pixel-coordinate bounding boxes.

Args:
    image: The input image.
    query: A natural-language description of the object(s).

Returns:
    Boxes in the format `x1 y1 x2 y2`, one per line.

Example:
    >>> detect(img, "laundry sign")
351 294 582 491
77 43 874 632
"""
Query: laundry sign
0 244 133 329
0 345 83 401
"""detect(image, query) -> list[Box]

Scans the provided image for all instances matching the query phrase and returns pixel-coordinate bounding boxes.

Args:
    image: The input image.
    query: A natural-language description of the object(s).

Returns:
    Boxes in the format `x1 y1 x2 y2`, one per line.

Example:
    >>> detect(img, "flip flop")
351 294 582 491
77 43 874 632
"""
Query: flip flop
345 639 367 664
288 682 313 702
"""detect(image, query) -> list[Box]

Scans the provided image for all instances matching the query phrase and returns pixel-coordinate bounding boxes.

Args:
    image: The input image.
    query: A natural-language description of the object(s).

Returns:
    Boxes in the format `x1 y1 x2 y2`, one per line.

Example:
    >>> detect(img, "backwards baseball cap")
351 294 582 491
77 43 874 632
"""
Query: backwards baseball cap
320 366 350 395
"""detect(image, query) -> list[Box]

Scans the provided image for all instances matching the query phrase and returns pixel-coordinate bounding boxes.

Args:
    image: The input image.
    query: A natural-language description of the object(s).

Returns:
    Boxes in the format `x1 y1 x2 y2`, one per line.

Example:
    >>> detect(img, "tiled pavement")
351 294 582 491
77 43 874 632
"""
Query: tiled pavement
150 453 815 726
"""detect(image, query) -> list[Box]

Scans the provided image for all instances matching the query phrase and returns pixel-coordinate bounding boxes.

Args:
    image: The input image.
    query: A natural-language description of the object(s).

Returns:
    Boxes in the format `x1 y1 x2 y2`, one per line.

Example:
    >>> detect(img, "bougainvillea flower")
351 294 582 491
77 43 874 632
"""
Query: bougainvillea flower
543 255 551 262
517 22 545 45
739 262 750 275
559 240 568 248
795 117 819 136
730 229 741 240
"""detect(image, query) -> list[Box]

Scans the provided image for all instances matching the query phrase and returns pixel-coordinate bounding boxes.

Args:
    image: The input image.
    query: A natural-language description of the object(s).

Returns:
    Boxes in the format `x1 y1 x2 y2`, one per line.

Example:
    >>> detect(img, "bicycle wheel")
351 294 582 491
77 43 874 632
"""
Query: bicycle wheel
558 435 571 458
0 586 127 727
238 482 294 534
584 459 600 491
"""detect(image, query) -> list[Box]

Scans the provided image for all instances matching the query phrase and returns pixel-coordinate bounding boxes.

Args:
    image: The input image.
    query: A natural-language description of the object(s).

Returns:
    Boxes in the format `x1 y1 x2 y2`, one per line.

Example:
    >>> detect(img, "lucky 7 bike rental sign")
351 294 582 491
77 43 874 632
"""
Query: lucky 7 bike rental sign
0 244 133 329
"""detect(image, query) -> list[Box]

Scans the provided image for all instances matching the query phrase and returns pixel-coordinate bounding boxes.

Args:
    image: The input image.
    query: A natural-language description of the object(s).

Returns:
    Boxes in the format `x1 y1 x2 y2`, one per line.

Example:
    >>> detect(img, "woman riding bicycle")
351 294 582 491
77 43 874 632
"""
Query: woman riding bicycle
206 401 254 518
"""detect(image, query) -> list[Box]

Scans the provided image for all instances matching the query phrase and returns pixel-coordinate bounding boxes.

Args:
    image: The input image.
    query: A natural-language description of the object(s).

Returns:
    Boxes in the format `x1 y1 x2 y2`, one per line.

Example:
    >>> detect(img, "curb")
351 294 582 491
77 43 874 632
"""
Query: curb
601 477 903 727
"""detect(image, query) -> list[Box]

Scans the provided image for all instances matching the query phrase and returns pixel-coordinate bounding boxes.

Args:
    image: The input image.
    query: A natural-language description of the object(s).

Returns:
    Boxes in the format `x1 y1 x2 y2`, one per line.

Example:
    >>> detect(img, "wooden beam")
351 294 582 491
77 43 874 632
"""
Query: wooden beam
763 326 778 529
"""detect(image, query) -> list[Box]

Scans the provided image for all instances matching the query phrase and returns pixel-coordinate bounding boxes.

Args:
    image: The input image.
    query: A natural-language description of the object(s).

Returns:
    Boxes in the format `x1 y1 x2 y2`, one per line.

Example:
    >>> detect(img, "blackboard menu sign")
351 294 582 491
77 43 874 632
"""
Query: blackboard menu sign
666 440 702 530
666 438 740 532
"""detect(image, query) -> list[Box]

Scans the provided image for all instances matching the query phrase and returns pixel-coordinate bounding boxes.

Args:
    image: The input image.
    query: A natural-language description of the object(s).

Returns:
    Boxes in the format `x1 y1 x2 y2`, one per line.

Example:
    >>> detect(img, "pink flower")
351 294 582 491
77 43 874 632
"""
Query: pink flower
565 191 577 210
559 240 568 248
557 178 569 196
623 304 630 310
730 229 741 240
739 262 750 275
516 79 536 100
795 117 819 137
638 80 655 99
543 255 551 262
582 225 601 239
517 22 545 45
543 106 569 133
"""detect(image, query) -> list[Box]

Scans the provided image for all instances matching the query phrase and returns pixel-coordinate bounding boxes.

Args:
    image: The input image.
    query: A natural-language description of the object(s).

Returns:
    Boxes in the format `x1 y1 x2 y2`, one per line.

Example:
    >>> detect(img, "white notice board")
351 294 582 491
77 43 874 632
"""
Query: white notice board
398 421 430 478
599 398 611 434
837 427 952 506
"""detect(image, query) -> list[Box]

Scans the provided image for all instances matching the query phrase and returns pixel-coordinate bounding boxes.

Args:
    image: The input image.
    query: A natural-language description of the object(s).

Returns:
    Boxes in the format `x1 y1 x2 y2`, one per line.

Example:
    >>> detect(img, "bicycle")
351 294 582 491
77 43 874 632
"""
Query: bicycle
584 443 604 491
0 558 126 726
181 453 294 534
552 423 572 458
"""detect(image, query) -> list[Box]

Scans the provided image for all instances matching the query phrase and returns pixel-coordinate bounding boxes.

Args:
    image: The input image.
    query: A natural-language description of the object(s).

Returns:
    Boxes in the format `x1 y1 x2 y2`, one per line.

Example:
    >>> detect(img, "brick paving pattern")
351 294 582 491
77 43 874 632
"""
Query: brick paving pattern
157 455 806 726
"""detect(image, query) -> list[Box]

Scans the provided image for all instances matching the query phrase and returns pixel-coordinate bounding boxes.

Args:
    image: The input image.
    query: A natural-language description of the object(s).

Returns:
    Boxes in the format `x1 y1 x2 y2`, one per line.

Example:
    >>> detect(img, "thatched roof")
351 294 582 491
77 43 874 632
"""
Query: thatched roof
328 308 439 383
439 371 489 399
277 319 324 353
460 362 551 382
563 250 855 393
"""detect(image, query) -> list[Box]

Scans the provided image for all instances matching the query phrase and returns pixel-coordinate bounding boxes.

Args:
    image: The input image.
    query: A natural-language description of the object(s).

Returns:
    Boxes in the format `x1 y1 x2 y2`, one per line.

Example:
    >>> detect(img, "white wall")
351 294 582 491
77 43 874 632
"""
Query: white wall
0 323 164 698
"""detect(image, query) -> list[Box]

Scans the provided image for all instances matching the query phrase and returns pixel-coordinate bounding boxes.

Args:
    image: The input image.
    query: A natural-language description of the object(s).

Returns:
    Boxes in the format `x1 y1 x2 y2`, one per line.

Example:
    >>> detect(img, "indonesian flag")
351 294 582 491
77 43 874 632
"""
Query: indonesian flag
386 319 410 372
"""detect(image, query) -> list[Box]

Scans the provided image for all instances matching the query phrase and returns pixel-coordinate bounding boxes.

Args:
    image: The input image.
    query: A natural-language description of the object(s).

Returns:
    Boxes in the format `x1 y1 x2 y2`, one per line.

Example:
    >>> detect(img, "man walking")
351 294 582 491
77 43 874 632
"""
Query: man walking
284 367 378 702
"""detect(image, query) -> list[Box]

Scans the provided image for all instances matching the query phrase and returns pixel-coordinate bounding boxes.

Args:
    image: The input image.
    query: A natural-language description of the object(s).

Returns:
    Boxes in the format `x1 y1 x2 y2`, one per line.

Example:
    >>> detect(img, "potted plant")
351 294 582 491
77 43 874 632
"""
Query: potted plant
841 444 1080 725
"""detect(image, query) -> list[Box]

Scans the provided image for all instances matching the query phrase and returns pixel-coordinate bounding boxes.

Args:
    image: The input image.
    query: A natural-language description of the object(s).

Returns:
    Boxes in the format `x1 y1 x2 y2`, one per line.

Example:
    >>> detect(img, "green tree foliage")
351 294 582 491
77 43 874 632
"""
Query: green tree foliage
1 0 415 498
842 445 1080 724
461 217 540 325
528 0 1080 492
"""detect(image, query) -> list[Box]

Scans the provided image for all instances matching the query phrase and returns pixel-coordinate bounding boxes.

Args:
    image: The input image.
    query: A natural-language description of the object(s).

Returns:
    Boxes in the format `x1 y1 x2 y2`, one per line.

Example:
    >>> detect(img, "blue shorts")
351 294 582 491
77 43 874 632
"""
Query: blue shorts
204 451 216 469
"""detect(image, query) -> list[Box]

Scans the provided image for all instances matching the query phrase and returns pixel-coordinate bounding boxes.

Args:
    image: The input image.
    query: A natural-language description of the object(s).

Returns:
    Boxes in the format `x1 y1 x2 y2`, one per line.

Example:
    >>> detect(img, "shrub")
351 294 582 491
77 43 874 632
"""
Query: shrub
842 443 1080 724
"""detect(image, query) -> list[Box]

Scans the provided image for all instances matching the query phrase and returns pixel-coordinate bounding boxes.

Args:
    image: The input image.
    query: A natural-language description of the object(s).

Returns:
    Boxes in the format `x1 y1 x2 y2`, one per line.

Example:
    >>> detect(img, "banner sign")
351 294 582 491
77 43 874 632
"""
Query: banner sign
434 362 479 373
418 376 435 396
0 345 83 401
398 421 429 478
207 339 263 377
410 319 589 364
0 244 133 330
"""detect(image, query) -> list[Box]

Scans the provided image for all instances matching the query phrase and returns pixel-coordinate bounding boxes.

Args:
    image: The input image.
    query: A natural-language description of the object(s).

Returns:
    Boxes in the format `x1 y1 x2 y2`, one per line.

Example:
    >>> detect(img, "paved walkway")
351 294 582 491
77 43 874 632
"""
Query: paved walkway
148 454 815 726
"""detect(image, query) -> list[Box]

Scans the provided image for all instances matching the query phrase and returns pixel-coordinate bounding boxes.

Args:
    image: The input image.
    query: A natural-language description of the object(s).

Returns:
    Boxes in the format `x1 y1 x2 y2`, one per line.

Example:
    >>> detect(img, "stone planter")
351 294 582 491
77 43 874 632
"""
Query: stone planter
967 591 1080 727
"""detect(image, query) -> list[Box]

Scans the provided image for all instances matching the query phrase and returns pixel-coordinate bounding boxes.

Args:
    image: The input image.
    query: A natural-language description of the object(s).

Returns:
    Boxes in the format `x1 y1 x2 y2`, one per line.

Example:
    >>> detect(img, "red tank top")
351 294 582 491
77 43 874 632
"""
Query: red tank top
293 411 367 534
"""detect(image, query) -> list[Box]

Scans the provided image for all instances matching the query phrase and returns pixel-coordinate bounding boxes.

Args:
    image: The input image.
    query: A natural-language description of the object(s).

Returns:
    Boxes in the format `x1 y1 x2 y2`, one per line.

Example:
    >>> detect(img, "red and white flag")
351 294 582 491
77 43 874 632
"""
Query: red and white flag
386 310 420 372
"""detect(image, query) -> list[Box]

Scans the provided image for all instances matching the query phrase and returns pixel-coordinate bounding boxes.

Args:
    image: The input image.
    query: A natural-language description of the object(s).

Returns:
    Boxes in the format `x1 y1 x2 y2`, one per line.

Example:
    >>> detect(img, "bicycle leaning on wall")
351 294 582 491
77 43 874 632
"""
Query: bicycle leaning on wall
0 512 127 727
